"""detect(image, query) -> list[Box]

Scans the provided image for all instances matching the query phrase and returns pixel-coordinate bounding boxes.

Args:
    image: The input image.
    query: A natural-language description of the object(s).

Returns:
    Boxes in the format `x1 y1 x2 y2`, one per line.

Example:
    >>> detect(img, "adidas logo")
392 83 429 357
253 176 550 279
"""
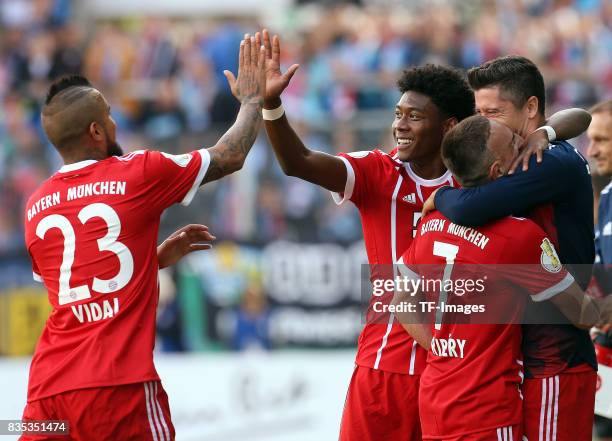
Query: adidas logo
402 193 416 204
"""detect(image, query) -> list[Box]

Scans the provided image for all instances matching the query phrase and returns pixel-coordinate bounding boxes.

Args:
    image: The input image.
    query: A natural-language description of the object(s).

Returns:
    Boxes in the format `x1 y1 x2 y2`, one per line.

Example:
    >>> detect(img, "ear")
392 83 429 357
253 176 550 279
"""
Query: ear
525 96 539 119
442 117 458 135
89 121 105 141
488 160 505 180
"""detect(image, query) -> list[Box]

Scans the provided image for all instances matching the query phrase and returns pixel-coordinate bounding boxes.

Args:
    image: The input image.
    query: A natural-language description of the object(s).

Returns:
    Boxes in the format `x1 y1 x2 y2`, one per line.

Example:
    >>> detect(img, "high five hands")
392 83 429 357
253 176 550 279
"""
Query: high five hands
223 34 266 105
256 29 300 108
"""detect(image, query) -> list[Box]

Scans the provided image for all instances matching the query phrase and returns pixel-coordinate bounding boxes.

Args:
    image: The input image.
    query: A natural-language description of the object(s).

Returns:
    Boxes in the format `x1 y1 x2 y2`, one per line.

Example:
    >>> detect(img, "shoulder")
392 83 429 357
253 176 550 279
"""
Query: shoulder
546 140 588 166
112 149 148 163
486 216 545 240
339 148 400 173
25 176 55 207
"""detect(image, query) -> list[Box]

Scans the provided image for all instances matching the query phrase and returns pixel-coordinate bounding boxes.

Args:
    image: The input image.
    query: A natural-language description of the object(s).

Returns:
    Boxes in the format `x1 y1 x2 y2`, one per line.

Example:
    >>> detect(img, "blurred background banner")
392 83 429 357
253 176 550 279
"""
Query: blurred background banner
0 351 356 441
1 0 610 439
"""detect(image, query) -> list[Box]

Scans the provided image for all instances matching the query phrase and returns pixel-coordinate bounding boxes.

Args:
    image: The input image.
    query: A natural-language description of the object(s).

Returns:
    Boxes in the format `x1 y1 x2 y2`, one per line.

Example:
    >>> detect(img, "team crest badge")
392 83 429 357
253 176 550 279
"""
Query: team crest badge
540 238 562 273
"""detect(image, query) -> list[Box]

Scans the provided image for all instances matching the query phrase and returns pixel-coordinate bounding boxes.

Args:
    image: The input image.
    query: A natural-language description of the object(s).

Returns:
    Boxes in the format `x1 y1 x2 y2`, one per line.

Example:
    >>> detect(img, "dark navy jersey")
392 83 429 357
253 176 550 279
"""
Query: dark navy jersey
435 140 596 378
596 181 612 264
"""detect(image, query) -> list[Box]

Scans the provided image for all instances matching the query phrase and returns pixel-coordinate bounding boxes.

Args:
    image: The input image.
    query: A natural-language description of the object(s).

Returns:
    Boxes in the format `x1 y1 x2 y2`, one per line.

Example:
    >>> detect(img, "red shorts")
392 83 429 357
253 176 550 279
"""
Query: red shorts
423 425 520 441
339 365 421 441
20 381 174 441
522 370 596 441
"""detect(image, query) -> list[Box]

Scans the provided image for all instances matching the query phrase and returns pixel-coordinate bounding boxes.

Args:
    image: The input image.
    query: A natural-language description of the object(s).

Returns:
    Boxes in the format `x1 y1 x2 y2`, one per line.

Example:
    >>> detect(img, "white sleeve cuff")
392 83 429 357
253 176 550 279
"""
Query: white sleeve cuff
396 256 420 281
181 149 211 206
330 156 356 205
531 272 575 302
33 272 42 283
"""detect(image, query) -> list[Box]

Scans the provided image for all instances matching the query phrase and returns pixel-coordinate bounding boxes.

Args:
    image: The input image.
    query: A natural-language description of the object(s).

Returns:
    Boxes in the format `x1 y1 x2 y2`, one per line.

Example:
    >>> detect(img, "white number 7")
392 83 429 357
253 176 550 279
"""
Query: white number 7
432 241 459 330
36 203 134 305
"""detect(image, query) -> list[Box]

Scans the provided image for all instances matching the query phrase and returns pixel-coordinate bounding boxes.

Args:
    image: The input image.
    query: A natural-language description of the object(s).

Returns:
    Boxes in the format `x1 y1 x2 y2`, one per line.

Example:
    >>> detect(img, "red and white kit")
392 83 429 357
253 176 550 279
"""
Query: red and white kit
398 211 575 441
22 149 210 440
334 149 456 441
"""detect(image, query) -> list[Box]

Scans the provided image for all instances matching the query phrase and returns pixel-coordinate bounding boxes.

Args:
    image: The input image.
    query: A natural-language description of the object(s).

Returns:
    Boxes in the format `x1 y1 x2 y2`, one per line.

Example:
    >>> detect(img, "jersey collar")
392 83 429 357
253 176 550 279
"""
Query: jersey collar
404 162 452 186
58 160 99 173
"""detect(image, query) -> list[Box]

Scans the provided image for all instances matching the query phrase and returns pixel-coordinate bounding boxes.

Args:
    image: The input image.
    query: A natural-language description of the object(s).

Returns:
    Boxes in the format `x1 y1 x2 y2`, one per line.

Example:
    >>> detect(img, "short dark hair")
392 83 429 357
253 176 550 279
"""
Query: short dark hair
397 64 475 122
467 55 545 116
590 100 612 116
442 115 493 187
45 75 92 105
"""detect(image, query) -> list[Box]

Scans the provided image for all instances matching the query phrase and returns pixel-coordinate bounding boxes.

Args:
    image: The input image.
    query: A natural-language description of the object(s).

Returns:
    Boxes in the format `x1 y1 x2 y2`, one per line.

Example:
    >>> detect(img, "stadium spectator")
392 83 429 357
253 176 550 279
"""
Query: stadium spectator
587 99 612 441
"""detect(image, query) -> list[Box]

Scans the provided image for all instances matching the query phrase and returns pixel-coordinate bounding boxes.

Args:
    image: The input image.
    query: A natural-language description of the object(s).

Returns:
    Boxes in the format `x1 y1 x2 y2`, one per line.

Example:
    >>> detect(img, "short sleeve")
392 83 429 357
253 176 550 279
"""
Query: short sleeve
29 250 42 283
397 243 420 281
142 149 210 210
499 221 575 302
331 150 382 207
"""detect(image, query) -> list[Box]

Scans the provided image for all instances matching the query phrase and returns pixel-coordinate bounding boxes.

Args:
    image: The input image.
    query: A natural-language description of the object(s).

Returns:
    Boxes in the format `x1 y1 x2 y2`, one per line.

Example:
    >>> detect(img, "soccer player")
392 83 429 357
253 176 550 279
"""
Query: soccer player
21 35 265 440
587 100 612 441
425 56 597 441
395 115 600 441
257 30 591 440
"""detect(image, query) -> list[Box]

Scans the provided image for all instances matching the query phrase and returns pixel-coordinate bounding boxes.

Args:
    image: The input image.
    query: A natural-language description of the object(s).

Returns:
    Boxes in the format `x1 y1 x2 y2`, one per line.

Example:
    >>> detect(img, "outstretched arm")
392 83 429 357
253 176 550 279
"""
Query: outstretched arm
549 281 602 330
202 35 266 184
547 108 591 140
429 153 569 226
511 108 592 173
260 30 347 193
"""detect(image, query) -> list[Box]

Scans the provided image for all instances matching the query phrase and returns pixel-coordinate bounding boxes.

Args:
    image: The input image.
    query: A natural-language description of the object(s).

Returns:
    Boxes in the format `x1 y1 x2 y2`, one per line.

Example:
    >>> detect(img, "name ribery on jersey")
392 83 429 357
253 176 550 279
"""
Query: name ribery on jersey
27 181 127 222
431 334 467 359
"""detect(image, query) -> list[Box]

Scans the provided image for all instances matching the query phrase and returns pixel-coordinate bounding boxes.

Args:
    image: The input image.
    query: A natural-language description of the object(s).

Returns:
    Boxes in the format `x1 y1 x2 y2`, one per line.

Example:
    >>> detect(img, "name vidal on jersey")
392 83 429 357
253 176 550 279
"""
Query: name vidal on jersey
71 297 119 323
431 334 466 358
27 181 127 222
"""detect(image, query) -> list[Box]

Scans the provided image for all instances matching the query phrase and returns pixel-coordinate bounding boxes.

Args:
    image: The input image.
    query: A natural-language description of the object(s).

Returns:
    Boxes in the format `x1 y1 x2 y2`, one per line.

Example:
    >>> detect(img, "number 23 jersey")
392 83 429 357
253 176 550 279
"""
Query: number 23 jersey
24 149 210 401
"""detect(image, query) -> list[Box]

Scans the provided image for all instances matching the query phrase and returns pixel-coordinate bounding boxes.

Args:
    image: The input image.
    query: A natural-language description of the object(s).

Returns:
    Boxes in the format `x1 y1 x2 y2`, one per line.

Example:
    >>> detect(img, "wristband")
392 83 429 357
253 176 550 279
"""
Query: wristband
262 104 285 121
536 125 556 142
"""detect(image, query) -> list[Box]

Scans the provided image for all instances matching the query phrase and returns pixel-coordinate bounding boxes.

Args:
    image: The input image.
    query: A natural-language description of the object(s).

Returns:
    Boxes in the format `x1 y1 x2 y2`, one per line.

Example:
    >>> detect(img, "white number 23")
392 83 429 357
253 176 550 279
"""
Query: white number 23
36 203 134 305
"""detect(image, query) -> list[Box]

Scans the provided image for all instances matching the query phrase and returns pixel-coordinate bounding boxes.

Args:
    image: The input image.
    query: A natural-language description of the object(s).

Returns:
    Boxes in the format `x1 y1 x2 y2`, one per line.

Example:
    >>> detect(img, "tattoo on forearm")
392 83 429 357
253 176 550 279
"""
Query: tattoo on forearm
204 104 262 183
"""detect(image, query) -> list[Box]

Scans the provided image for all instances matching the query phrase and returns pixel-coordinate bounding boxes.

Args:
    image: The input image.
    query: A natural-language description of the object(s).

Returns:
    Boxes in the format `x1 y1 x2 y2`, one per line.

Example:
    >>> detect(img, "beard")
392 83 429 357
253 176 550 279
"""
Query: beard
106 139 124 157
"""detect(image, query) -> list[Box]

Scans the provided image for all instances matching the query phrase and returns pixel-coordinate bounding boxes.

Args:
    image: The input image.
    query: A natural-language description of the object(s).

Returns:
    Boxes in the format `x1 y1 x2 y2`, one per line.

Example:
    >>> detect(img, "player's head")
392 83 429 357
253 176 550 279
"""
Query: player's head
468 56 545 138
42 75 123 160
394 64 475 162
442 115 521 187
587 100 612 176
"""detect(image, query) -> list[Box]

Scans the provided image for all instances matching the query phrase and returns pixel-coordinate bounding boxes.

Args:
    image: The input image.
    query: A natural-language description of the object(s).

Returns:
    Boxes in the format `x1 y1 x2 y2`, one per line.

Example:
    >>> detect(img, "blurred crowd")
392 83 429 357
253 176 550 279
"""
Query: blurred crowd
1 0 611 253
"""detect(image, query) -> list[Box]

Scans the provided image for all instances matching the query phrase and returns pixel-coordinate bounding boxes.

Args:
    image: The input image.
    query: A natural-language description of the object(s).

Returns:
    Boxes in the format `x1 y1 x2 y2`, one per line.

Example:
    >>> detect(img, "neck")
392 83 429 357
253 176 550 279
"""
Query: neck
60 145 106 165
408 155 447 180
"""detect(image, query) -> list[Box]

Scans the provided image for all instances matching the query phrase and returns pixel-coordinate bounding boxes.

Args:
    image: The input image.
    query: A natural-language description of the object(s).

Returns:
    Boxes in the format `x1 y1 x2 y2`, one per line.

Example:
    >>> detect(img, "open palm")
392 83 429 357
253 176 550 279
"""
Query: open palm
256 29 299 105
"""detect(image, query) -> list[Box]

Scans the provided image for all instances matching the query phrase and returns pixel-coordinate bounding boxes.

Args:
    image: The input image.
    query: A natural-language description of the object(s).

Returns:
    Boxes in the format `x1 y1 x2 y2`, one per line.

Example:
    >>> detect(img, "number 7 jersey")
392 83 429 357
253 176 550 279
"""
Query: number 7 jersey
23 149 210 401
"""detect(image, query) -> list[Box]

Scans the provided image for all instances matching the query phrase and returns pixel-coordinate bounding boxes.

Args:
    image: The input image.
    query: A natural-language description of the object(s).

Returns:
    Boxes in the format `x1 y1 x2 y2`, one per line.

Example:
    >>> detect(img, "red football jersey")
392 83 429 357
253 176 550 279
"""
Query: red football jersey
333 149 456 375
398 211 574 438
24 149 210 401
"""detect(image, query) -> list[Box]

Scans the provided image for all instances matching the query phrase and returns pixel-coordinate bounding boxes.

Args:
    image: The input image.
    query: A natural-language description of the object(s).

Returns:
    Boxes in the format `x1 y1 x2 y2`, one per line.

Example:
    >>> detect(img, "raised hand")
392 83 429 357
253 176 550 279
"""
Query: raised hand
157 224 216 269
223 34 266 105
508 129 546 174
255 29 299 107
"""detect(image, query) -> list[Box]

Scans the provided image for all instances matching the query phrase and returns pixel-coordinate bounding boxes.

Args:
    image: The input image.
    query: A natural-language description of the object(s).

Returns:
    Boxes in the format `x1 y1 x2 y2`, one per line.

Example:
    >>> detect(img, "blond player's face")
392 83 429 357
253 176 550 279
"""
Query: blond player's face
587 112 612 176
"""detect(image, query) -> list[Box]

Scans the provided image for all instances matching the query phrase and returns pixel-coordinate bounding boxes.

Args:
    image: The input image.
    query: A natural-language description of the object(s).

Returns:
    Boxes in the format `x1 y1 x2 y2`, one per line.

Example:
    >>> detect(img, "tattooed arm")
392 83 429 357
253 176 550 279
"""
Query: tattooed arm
202 34 266 184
